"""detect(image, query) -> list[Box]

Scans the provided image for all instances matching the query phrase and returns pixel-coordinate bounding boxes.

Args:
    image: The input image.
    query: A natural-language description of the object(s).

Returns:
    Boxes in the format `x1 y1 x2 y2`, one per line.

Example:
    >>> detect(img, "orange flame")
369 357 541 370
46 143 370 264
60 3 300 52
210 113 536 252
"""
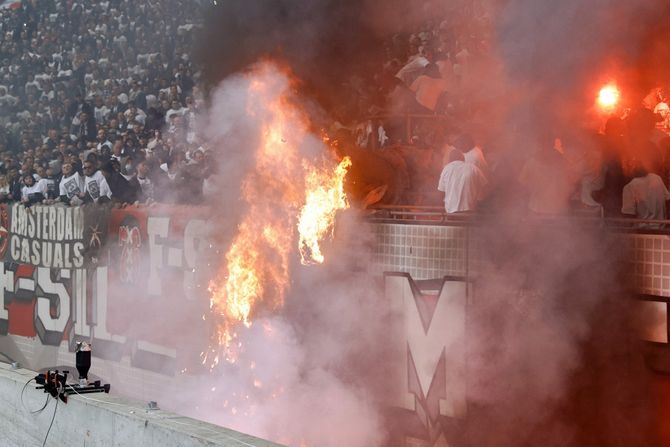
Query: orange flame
298 156 352 264
204 63 351 367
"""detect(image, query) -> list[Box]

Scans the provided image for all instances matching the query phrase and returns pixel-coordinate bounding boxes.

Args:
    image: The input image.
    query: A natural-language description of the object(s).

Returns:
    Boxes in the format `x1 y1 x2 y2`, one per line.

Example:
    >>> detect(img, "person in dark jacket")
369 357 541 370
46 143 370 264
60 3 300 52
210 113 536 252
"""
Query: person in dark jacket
100 161 138 205
71 111 97 143
7 167 23 202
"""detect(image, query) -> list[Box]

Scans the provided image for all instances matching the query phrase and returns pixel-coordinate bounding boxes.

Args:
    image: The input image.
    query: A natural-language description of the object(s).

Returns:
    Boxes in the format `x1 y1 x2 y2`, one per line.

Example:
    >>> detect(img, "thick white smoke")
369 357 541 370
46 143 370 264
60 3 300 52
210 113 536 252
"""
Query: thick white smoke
123 1 669 445
456 1 668 444
157 63 392 447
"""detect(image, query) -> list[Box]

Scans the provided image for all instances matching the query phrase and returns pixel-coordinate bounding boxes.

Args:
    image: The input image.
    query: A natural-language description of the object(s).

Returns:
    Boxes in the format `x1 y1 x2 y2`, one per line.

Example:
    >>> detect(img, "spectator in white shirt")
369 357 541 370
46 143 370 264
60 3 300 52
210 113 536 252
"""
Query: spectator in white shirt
622 160 670 222
454 134 489 178
95 129 112 152
438 149 488 213
59 162 85 205
82 161 112 204
93 96 110 122
21 174 48 205
165 99 186 123
124 103 146 125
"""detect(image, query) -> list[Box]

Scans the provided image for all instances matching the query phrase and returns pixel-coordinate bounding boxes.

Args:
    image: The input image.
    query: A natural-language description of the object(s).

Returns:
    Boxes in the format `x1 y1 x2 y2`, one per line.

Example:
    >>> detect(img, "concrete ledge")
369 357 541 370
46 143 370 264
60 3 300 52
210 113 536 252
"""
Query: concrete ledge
0 363 284 447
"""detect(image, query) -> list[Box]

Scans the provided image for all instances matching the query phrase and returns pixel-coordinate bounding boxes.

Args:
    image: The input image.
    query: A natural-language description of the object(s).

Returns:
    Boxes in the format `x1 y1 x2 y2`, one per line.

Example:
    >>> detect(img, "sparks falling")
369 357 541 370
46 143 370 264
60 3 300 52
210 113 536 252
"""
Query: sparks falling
204 63 352 367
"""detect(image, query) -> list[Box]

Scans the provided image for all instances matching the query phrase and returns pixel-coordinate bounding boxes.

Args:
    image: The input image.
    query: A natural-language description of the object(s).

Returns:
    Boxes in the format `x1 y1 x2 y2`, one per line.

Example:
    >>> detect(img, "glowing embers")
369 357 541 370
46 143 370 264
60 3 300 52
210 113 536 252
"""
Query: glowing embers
298 156 352 265
597 83 621 112
203 63 351 369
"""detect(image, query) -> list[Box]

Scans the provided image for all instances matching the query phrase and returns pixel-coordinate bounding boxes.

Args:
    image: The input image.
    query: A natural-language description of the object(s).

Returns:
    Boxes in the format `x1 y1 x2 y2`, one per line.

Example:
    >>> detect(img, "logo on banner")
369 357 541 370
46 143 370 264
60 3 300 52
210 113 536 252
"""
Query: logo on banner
118 216 142 284
385 273 467 447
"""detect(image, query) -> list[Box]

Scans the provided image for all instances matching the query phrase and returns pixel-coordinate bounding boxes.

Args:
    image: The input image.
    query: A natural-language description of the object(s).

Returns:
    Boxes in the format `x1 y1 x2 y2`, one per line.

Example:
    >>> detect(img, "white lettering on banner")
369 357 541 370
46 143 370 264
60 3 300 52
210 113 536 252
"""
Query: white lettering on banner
17 277 34 292
87 264 176 366
8 204 85 268
1 264 176 373
9 235 18 261
27 209 35 237
386 274 467 418
92 266 126 344
72 269 90 337
56 208 65 240
0 264 14 323
72 244 83 268
167 247 182 267
183 219 207 301
147 217 170 296
35 268 70 334
10 204 83 240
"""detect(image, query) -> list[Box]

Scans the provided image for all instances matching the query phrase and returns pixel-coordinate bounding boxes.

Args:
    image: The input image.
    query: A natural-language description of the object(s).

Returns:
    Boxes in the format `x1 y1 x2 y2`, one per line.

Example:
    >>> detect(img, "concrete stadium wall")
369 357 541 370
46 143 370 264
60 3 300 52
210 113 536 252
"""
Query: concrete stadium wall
0 363 284 447
2 210 669 447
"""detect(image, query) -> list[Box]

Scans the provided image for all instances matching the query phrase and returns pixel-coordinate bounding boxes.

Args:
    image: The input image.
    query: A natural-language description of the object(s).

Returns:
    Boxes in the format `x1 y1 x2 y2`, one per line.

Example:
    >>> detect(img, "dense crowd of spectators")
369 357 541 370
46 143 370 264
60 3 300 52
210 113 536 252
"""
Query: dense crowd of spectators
3 0 667 222
435 93 670 222
348 0 492 150
0 0 494 212
331 1 670 222
0 0 213 207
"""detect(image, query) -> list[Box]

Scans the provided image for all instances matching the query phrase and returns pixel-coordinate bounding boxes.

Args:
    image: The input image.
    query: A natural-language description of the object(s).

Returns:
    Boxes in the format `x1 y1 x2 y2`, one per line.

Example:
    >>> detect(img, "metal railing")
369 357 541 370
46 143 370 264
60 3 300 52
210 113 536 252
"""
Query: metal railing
366 205 670 234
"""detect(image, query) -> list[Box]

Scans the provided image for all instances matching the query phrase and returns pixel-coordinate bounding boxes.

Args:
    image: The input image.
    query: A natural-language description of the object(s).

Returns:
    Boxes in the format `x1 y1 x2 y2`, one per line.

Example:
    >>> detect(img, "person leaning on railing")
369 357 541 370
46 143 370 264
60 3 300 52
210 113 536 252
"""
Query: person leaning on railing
621 159 670 224
57 161 85 206
20 173 48 206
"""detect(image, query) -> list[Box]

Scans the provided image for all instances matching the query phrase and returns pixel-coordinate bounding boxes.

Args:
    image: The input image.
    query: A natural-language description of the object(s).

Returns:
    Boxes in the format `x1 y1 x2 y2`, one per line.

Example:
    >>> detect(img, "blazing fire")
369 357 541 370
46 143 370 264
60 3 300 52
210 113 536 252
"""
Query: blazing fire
597 83 620 112
298 156 352 265
204 64 351 367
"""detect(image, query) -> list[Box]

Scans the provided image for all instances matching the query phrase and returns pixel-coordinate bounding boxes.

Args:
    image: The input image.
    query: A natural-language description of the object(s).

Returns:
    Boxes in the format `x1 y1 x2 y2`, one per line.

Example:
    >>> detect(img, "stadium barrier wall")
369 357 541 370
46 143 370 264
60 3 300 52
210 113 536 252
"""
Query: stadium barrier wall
373 219 670 446
0 363 284 447
0 203 214 403
0 204 669 446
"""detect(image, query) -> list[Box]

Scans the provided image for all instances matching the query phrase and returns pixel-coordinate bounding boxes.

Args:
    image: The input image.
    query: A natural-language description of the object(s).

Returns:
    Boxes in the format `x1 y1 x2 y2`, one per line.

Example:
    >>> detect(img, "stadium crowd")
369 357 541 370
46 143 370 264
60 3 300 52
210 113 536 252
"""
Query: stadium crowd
349 0 492 150
433 100 670 221
0 0 212 207
0 0 499 213
341 0 670 222
1 0 669 223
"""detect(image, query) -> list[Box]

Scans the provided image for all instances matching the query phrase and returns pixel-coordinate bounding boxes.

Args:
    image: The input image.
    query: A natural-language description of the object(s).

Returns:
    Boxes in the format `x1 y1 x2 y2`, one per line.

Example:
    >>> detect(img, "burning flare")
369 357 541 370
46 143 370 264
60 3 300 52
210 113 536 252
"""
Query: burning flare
597 83 620 111
204 63 351 367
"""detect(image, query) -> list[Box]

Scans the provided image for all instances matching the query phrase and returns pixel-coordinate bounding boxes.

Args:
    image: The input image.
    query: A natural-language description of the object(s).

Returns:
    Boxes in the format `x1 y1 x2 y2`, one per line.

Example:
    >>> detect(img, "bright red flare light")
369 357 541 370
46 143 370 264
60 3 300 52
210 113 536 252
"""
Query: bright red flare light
597 83 620 111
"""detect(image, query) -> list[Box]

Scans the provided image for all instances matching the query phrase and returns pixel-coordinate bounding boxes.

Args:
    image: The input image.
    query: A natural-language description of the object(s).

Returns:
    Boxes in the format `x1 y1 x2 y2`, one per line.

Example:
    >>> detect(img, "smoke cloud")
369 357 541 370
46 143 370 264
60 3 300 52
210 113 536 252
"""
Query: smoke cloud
148 0 670 446
152 63 395 447
493 0 670 135
196 0 379 122
466 1 670 445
